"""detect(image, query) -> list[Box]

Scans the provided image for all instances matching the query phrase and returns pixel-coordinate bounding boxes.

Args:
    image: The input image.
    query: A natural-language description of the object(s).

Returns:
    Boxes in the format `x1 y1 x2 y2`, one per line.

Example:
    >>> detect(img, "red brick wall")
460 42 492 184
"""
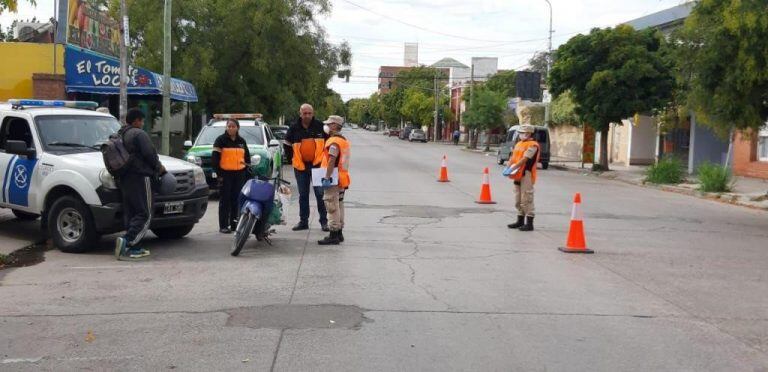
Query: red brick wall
733 130 768 179
32 73 66 100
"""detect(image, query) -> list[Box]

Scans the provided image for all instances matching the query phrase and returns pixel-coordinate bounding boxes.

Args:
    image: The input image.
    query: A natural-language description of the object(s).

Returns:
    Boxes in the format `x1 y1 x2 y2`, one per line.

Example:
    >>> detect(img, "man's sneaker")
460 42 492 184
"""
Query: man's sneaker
114 237 127 260
321 224 330 232
118 248 151 261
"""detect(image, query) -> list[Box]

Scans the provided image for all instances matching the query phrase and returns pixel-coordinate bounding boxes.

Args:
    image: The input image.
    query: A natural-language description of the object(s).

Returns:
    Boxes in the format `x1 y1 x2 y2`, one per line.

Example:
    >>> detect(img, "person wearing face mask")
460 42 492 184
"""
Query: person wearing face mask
503 106 540 231
317 115 351 245
211 118 251 234
284 103 329 232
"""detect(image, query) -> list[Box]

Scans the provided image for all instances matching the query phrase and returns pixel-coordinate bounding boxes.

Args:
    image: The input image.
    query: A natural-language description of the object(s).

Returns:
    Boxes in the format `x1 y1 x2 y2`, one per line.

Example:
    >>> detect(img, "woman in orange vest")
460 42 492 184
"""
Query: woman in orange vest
212 119 251 233
318 115 351 245
503 124 540 231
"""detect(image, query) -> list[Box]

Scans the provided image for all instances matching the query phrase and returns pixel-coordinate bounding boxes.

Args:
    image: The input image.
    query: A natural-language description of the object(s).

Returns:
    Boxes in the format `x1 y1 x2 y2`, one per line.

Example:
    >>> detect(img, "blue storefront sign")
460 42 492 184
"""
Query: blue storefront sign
64 45 198 102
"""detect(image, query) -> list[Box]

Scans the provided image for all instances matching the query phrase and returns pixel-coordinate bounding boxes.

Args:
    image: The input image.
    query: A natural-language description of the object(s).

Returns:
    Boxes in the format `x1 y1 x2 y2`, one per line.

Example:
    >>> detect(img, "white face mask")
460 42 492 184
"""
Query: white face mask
323 124 331 134
520 133 531 140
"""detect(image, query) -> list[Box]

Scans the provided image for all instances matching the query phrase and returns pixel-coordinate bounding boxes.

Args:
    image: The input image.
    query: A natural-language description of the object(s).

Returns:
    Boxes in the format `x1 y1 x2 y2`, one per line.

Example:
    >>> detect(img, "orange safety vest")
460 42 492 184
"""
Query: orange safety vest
321 136 351 189
508 140 540 183
220 147 246 171
292 138 325 171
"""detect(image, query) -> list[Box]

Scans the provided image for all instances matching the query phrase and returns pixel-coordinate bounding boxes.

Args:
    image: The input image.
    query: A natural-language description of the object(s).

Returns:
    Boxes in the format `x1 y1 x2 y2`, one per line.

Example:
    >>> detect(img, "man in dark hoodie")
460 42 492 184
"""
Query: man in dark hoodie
114 108 166 261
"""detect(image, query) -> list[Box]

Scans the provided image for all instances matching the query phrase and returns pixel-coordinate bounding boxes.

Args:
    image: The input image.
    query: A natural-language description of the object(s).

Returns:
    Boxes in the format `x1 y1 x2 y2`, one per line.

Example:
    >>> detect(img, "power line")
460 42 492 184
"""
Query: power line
339 0 542 43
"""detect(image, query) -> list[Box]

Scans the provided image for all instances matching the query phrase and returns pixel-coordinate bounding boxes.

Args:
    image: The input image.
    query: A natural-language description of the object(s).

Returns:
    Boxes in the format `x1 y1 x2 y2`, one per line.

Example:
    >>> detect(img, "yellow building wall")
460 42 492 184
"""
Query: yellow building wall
0 43 65 101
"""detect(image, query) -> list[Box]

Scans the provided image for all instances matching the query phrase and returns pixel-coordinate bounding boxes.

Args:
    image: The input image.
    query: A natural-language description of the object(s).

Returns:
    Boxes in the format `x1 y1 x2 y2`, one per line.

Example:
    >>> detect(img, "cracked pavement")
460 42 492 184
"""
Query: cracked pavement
1 130 768 371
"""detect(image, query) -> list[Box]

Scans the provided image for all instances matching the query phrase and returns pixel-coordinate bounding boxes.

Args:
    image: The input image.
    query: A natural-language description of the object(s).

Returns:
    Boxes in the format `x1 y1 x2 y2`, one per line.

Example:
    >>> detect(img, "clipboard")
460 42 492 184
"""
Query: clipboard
312 168 339 186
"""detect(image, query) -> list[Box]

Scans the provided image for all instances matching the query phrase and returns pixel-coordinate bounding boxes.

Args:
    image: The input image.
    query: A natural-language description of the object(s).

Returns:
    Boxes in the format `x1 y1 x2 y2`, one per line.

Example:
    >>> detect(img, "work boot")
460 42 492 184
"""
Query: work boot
519 216 534 231
338 229 344 242
507 215 525 229
292 222 309 231
318 231 341 245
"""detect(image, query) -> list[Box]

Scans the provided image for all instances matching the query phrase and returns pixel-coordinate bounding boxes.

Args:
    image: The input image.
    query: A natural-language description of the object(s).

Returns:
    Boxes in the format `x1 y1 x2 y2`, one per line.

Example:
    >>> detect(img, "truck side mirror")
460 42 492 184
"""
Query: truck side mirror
269 139 280 147
6 140 36 159
183 140 193 149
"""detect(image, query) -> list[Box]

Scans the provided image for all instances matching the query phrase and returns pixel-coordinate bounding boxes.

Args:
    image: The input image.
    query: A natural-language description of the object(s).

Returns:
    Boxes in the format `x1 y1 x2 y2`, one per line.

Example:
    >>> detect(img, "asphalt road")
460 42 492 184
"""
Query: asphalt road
1 129 767 371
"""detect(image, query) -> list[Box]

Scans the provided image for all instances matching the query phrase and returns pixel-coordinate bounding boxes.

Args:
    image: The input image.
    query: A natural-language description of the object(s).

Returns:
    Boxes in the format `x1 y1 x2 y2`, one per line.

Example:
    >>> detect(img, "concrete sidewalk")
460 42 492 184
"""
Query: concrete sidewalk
551 161 768 210
0 209 46 258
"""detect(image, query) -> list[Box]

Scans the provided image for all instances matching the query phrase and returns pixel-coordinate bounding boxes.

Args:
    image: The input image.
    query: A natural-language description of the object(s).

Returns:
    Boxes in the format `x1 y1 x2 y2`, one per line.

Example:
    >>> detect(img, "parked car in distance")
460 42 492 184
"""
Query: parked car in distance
497 125 550 169
388 129 400 137
409 129 427 143
368 125 378 131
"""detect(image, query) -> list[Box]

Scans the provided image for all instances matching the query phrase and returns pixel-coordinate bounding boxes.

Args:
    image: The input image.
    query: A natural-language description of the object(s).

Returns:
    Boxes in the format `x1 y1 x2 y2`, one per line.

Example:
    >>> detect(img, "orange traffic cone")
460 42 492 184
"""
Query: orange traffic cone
475 167 496 204
558 193 594 254
437 155 450 182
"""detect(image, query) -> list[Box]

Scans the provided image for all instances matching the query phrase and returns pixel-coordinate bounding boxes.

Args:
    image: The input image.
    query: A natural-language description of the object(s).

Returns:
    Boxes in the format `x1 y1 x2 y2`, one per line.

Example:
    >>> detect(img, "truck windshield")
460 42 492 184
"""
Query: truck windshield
35 115 121 153
195 125 265 146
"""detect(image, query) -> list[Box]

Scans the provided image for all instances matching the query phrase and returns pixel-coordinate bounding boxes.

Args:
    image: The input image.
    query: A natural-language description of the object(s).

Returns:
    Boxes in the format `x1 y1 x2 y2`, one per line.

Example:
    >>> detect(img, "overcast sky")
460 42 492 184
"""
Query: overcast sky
2 0 684 101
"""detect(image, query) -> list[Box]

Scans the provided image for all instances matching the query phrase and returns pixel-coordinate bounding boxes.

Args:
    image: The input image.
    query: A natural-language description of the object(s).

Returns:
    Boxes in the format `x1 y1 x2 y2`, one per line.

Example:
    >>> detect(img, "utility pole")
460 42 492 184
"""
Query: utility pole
544 0 553 77
543 0 553 126
119 0 129 124
433 73 439 141
469 63 475 148
161 0 172 155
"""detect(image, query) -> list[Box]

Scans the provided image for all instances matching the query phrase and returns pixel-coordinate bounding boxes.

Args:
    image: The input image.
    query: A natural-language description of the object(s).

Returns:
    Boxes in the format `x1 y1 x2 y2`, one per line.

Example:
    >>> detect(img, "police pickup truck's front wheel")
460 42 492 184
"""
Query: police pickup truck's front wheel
48 196 99 253
151 225 194 239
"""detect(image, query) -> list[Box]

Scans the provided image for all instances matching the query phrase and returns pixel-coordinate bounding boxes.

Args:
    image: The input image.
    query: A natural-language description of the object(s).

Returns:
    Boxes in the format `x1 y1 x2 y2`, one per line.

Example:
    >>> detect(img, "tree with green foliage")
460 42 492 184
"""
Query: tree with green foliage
672 0 768 135
315 90 346 122
381 88 405 127
400 88 433 128
346 98 369 124
1 0 34 14
462 87 507 150
550 90 581 126
485 70 516 98
395 66 448 92
117 0 350 121
527 51 550 77
550 25 673 170
367 93 384 125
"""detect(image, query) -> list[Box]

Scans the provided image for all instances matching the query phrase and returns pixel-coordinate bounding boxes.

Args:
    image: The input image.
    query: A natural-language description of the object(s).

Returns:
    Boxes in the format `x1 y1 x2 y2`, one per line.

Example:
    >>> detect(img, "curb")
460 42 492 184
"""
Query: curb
550 164 768 211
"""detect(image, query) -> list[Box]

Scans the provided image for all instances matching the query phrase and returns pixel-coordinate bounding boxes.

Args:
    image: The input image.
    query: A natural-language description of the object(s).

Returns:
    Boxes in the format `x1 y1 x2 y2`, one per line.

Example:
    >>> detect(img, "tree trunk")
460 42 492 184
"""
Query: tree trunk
594 128 610 171
470 129 478 149
484 128 491 152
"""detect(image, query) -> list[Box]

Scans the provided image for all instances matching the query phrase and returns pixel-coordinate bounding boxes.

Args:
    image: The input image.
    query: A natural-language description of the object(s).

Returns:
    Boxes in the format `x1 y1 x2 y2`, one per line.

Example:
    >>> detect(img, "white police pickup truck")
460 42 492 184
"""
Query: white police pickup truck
0 100 209 253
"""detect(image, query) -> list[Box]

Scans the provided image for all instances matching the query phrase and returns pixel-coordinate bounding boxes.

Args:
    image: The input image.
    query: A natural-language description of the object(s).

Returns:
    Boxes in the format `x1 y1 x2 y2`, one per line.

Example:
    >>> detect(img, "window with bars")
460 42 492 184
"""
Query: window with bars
759 125 768 162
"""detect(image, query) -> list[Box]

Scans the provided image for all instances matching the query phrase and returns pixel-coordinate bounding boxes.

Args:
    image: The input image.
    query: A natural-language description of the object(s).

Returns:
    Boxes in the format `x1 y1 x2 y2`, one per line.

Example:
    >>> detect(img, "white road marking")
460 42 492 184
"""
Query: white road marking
1 357 43 364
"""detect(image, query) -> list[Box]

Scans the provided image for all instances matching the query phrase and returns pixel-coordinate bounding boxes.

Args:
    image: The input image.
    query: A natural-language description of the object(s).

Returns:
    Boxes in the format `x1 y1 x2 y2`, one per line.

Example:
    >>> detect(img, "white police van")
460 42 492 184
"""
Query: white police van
0 99 209 253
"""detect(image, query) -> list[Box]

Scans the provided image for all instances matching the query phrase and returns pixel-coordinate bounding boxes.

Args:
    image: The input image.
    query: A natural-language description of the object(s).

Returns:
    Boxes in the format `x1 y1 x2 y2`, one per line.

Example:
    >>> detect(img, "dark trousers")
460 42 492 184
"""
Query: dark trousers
219 170 247 230
119 174 152 247
294 167 327 226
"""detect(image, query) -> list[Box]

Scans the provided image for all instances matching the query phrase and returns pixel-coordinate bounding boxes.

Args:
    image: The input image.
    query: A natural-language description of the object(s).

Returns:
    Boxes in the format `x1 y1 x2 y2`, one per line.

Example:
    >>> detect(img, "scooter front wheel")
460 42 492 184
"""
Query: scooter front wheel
231 212 257 256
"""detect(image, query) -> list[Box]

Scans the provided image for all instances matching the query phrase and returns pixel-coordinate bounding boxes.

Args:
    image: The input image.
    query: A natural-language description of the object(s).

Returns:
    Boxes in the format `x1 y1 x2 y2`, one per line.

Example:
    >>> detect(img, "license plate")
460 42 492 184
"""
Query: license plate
163 201 184 215
211 172 217 179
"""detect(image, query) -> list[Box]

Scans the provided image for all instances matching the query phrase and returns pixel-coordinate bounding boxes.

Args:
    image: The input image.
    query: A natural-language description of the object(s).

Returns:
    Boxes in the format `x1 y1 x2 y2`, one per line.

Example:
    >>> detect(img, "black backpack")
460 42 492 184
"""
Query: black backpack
101 127 134 176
